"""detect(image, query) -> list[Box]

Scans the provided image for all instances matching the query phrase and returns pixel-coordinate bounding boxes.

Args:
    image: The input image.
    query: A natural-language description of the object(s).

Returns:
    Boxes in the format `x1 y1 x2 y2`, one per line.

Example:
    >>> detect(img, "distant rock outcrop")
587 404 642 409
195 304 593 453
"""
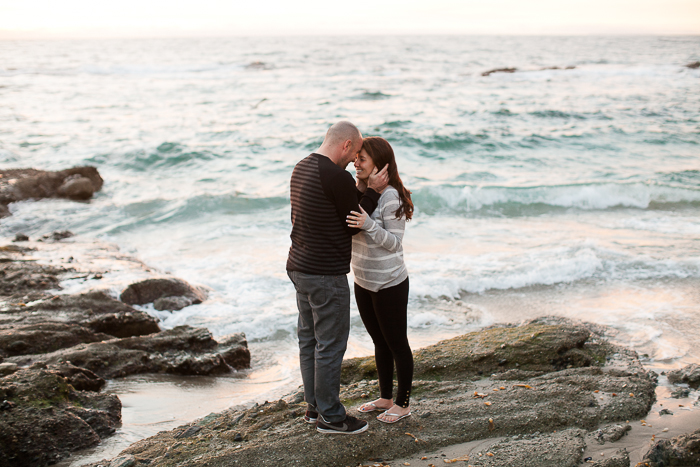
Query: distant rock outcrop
0 166 103 218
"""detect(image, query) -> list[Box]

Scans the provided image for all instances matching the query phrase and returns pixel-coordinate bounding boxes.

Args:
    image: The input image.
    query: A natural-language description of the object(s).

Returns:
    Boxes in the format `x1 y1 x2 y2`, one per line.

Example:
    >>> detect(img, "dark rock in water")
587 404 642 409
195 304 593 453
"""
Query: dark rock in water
92 318 655 467
7 325 250 379
0 363 120 466
640 429 700 467
56 174 95 200
218 333 252 369
659 408 673 416
590 423 631 445
120 278 207 307
41 230 74 241
246 61 270 70
668 363 700 388
482 67 517 76
0 166 103 218
154 295 193 311
12 233 29 242
686 61 700 69
0 204 9 218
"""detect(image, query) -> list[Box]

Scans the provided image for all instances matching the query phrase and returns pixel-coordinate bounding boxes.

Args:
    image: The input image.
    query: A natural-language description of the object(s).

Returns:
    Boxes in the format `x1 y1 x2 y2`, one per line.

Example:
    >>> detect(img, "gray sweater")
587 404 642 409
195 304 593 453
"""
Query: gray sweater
351 186 408 292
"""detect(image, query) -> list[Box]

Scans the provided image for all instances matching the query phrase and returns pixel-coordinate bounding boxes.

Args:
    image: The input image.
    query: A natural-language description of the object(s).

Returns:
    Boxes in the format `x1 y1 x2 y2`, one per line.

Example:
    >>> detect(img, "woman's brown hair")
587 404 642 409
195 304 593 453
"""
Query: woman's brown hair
361 137 414 221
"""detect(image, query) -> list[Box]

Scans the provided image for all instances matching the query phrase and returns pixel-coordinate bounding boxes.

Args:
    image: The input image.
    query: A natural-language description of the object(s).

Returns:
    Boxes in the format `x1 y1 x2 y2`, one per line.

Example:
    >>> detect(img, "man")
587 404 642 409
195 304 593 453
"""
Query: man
287 121 388 435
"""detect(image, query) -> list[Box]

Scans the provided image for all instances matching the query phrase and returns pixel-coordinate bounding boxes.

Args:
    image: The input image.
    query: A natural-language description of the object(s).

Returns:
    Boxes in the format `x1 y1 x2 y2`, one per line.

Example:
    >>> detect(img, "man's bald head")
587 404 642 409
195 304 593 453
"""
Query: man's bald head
317 121 363 168
324 121 362 147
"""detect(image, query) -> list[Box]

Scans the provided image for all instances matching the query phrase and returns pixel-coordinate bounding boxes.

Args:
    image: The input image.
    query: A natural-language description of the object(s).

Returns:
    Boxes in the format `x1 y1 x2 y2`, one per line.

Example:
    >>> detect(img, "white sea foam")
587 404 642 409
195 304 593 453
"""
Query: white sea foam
417 182 700 214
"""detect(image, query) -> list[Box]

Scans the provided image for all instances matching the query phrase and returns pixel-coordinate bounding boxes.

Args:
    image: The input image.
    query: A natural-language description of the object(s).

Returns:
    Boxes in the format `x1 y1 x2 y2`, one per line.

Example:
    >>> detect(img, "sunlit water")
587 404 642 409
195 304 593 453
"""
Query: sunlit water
1 36 699 464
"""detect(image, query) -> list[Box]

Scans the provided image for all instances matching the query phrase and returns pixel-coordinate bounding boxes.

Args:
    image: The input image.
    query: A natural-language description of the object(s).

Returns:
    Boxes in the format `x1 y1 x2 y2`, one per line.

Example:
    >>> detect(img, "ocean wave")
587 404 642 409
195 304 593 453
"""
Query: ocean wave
413 182 700 216
86 144 218 171
409 245 700 298
106 194 288 233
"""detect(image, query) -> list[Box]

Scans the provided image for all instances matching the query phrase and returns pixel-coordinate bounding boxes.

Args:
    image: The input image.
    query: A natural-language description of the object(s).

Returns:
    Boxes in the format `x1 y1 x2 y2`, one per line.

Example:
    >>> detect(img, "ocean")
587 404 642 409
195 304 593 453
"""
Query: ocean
1 35 699 463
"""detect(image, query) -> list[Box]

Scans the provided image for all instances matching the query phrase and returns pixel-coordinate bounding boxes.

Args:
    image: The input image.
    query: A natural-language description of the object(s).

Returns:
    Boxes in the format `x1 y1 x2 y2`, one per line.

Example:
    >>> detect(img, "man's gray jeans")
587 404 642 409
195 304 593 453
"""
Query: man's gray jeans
288 270 350 423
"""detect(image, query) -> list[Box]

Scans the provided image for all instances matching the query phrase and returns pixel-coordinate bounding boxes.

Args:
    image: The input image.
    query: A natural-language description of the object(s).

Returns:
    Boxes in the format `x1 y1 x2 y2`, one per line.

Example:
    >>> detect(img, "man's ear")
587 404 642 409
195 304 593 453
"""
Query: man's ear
343 139 353 152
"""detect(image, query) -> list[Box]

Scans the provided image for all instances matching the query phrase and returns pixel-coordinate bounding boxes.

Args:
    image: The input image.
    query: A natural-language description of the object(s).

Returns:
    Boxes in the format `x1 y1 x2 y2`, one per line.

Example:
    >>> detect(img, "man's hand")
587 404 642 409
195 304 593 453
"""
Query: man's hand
367 165 389 193
356 176 368 193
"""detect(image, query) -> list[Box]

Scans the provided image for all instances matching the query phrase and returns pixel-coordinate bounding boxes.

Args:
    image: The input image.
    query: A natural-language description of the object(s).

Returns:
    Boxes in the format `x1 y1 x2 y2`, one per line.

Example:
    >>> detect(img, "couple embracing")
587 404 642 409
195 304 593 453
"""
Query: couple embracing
286 121 414 434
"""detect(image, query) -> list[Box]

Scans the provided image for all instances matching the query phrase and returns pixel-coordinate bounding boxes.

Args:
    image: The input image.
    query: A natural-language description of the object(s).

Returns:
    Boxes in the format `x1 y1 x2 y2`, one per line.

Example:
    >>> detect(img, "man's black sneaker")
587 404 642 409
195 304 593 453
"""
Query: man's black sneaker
303 410 318 424
316 414 368 434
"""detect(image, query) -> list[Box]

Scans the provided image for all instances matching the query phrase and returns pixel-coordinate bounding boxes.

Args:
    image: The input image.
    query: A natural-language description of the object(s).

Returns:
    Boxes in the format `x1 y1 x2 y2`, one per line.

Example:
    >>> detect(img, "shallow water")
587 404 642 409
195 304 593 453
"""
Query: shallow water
1 35 699 464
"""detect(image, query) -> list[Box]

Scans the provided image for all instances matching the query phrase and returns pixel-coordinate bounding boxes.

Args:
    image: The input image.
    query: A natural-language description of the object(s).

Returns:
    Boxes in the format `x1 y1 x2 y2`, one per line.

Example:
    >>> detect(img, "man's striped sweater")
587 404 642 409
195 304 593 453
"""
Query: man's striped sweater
286 153 380 275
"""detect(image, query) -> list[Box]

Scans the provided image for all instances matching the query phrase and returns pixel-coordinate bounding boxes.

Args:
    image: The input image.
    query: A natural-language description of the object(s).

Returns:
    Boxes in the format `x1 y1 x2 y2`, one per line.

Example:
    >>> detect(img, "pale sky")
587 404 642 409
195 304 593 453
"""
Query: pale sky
1 0 698 39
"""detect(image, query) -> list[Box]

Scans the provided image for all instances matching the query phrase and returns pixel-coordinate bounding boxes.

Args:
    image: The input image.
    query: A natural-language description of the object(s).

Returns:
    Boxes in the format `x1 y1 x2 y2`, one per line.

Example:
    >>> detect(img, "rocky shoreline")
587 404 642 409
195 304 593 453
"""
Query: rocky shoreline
84 318 699 467
1 166 699 467
1 166 252 466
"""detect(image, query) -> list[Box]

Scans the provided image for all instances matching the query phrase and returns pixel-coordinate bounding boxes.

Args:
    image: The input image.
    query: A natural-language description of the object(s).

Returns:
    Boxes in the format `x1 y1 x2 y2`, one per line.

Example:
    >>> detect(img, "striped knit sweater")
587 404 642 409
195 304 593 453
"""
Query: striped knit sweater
286 153 380 275
351 186 408 292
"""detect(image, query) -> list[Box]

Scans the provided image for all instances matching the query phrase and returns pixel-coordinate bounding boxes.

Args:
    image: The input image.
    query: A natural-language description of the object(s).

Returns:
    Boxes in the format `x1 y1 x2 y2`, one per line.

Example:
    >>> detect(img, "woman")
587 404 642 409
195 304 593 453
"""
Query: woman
346 136 414 423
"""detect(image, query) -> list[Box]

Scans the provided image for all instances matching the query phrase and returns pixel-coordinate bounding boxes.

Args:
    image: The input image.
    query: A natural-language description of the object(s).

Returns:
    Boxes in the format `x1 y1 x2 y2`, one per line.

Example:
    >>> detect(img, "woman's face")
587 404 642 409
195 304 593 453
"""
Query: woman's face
354 149 376 181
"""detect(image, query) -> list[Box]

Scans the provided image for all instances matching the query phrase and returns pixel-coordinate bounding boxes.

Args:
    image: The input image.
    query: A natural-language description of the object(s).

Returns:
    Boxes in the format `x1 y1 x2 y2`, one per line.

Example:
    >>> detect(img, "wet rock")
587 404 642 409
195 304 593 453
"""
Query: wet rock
463 429 586 466
589 424 631 444
7 325 250 379
0 258 64 298
589 448 629 467
640 429 700 466
13 233 29 242
342 318 602 384
482 67 517 76
57 175 96 200
2 290 161 340
0 364 120 466
0 323 112 357
120 278 207 307
686 61 700 69
109 454 136 467
41 230 75 241
154 295 193 311
174 426 202 439
0 362 18 375
0 166 103 218
671 387 691 398
668 363 700 388
659 408 673 416
92 318 655 467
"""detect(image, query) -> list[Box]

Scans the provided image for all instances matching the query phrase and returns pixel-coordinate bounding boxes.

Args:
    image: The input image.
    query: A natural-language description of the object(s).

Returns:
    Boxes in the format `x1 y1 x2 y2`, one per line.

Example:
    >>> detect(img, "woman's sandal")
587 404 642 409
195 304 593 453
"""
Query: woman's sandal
377 411 412 423
357 402 388 413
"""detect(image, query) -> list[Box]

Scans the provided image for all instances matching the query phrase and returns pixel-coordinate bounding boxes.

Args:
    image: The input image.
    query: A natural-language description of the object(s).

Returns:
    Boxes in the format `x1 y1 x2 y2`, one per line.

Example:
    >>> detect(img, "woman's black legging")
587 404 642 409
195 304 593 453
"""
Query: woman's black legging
354 277 413 408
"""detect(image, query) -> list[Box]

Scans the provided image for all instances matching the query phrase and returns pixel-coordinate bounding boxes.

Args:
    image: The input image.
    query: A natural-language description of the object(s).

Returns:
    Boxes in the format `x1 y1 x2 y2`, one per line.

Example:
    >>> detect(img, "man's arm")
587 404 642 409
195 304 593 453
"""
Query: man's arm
328 171 380 236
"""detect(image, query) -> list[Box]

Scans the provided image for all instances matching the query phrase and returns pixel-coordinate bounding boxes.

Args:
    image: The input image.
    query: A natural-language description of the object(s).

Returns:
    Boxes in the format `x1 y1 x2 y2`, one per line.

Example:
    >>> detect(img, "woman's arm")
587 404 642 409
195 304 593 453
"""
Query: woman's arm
348 190 405 253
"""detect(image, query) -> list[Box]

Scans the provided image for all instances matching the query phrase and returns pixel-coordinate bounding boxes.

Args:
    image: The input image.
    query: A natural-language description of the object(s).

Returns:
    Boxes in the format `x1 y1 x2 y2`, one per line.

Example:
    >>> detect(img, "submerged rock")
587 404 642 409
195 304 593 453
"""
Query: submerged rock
89 318 656 467
686 61 700 69
640 428 700 466
668 363 700 388
0 363 120 466
120 278 207 310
